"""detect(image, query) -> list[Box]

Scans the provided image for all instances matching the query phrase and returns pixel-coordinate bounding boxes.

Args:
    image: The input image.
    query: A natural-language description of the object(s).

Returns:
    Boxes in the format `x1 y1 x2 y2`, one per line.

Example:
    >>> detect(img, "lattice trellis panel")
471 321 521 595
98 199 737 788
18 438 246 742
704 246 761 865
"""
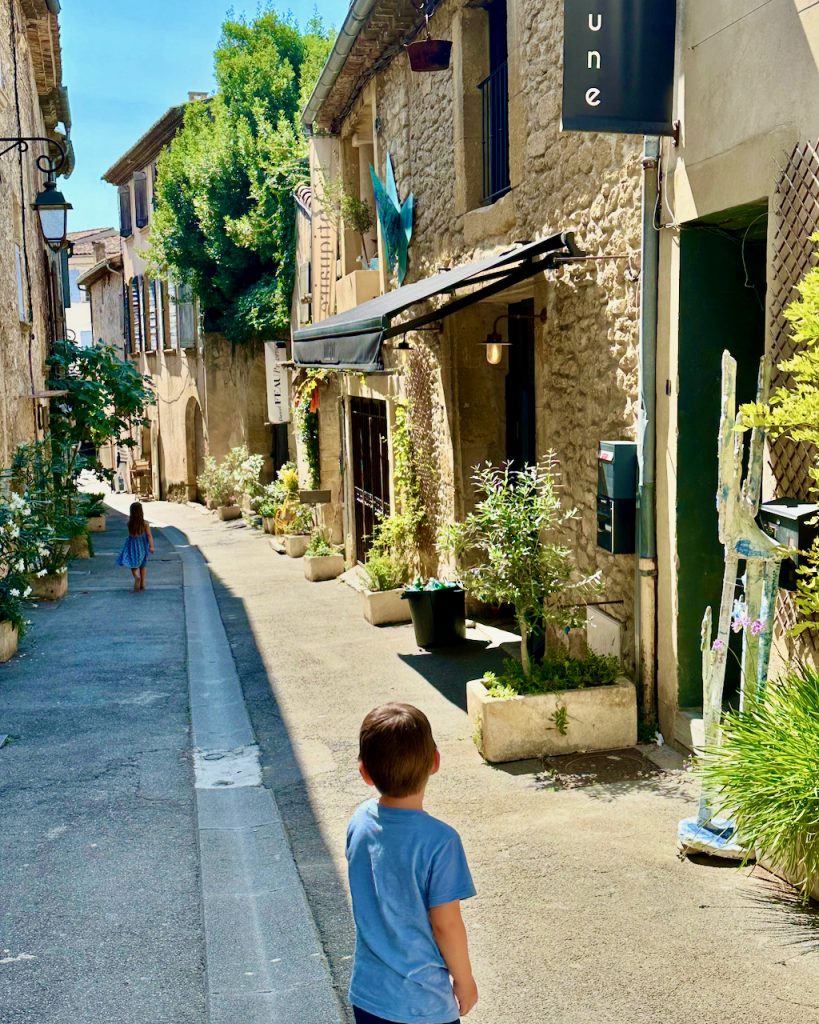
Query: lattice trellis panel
769 140 819 653
768 139 819 501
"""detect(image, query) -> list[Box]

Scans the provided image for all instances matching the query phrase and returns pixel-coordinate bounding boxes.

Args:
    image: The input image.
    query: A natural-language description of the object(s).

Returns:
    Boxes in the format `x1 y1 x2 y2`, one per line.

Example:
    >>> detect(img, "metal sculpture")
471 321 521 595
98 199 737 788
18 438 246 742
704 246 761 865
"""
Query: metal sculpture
678 351 785 858
370 153 414 285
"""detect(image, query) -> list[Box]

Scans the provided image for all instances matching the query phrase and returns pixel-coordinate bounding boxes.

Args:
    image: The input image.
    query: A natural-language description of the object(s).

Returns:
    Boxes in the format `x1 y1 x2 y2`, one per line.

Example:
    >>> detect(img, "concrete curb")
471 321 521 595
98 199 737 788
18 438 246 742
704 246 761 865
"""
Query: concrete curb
163 525 345 1024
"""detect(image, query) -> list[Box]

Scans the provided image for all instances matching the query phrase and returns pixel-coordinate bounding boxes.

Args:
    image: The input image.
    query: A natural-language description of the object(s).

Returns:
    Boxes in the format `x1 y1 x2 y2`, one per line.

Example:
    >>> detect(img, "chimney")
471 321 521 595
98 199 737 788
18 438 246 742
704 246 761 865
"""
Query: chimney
187 91 208 103
93 240 106 262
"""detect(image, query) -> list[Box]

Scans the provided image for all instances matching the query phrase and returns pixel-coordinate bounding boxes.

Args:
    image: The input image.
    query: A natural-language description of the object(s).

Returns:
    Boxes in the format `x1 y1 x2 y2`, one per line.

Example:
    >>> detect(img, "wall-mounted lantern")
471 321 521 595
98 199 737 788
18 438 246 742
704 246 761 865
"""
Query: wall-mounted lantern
481 306 547 365
407 1 452 72
0 136 72 250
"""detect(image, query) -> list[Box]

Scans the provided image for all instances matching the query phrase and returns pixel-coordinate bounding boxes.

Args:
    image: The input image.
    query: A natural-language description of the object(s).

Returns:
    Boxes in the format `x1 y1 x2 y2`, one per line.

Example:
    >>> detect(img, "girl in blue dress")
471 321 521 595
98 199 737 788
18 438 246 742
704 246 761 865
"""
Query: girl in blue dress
116 502 155 591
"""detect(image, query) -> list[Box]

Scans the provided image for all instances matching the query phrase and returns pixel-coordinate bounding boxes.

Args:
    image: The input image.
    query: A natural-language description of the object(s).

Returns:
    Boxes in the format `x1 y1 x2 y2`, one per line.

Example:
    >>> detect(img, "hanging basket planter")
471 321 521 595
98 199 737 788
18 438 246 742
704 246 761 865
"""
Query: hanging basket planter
407 38 452 72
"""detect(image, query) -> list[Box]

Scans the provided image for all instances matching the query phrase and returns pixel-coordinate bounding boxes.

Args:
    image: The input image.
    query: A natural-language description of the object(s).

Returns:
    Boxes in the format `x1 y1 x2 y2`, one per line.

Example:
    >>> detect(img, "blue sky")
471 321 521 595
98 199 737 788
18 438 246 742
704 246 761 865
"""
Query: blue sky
61 1 346 231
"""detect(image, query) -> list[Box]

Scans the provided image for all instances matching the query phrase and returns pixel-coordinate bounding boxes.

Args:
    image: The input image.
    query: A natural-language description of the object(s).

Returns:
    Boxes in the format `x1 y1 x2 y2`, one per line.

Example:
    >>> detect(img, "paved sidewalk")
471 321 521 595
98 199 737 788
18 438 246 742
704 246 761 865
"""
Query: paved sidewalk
141 500 819 1024
0 513 205 1024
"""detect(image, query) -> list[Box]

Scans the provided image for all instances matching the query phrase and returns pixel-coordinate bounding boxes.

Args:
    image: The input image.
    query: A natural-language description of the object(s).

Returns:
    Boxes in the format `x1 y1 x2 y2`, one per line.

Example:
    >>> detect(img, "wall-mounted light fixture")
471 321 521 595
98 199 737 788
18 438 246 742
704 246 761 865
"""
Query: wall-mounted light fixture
481 306 547 365
0 136 72 250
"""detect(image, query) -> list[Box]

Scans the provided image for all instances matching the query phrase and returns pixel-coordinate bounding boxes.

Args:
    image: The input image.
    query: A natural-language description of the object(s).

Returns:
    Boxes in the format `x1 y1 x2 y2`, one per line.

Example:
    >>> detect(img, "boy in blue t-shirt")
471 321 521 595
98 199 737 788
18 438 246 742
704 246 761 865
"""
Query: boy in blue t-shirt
346 702 478 1024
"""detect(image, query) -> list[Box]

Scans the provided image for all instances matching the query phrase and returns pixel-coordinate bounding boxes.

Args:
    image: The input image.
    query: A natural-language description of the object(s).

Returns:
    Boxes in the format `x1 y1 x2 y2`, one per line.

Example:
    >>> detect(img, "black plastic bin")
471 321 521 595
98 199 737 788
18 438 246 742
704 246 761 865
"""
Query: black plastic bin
402 587 467 648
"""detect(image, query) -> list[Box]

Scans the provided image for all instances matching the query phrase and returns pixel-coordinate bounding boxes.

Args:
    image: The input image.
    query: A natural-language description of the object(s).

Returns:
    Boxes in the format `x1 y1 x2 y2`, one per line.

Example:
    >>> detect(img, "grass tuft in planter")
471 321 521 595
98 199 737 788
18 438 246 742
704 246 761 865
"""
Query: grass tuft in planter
696 663 819 902
483 651 620 698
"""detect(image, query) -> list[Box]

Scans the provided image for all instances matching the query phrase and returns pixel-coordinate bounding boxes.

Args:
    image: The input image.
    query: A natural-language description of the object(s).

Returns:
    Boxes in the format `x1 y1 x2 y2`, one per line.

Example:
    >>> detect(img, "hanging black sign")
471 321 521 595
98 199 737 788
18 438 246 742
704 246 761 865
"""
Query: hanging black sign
562 0 676 136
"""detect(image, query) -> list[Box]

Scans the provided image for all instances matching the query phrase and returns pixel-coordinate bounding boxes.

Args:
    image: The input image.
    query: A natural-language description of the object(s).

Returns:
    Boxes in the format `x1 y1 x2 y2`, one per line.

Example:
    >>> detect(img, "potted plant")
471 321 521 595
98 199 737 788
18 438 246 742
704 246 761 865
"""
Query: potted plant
402 577 466 647
279 503 314 557
0 492 35 661
197 456 240 520
359 550 413 626
81 492 108 532
303 532 345 582
445 456 636 762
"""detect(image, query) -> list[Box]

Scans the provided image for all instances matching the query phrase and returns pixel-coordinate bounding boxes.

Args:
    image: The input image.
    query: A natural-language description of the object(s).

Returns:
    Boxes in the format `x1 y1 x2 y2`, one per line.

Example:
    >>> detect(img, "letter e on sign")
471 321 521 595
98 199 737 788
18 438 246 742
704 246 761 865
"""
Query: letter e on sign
585 88 601 107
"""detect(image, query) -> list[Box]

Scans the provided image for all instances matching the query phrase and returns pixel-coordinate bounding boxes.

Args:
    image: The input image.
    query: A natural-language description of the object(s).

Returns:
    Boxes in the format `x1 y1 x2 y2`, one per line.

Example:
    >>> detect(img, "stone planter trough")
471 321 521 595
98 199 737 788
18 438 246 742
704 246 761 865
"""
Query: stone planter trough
31 571 68 602
283 534 309 558
87 514 107 533
0 620 19 662
304 553 345 582
262 516 275 534
217 505 242 521
362 587 412 626
466 675 638 763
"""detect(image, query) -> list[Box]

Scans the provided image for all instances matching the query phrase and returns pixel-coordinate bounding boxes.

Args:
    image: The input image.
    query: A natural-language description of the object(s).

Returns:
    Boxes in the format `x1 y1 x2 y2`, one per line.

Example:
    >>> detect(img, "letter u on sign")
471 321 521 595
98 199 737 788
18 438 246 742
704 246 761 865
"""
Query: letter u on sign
589 13 602 30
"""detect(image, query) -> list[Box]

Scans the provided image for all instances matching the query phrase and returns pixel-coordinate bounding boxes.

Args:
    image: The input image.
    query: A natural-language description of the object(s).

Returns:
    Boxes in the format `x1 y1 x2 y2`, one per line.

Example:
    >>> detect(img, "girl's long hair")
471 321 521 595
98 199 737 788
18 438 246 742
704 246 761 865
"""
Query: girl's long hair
128 502 147 537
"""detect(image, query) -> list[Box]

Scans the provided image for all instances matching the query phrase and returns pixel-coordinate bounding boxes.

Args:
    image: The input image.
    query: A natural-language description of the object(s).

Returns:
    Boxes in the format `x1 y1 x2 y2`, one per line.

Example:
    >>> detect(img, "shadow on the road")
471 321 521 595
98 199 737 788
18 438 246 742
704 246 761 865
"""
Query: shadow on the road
398 638 506 712
740 871 819 958
207 570 355 1022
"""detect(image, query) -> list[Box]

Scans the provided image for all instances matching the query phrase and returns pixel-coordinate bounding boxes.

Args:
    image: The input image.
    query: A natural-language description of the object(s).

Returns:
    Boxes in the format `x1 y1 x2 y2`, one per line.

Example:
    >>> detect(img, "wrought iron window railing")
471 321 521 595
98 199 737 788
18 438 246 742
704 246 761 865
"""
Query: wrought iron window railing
478 60 510 206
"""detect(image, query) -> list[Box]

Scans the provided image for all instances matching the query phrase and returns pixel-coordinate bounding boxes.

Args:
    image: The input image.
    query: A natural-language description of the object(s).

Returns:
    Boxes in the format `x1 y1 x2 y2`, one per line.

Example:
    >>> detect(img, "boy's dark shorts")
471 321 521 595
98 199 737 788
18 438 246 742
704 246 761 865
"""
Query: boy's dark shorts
352 1009 459 1024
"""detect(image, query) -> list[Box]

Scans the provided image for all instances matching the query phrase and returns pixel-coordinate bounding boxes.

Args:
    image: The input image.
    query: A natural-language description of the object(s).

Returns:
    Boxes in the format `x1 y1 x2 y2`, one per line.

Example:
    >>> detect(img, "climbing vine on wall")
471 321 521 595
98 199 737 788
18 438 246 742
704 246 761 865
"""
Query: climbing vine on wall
292 368 328 489
405 345 444 565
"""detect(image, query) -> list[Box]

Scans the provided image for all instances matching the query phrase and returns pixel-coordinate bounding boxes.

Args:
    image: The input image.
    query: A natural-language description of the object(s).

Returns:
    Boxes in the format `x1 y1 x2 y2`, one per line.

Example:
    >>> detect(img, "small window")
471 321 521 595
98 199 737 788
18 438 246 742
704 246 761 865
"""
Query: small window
80 330 93 348
134 171 149 229
15 245 27 322
119 184 133 238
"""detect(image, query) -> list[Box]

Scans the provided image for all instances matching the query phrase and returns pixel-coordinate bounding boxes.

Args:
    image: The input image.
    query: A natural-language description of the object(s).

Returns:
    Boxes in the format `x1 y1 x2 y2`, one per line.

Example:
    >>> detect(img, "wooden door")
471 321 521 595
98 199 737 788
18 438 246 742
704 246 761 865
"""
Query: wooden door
350 397 390 562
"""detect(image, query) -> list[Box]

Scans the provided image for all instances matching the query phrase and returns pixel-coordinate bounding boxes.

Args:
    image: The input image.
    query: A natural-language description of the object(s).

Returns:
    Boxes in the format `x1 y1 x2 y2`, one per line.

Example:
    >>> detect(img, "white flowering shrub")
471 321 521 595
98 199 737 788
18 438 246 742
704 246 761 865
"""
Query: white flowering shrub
0 492 42 634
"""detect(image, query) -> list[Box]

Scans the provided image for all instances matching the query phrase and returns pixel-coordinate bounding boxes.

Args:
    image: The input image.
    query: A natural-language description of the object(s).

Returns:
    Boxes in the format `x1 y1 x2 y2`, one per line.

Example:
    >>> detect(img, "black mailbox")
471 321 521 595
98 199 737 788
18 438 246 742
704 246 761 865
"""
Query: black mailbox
597 441 637 554
759 499 819 591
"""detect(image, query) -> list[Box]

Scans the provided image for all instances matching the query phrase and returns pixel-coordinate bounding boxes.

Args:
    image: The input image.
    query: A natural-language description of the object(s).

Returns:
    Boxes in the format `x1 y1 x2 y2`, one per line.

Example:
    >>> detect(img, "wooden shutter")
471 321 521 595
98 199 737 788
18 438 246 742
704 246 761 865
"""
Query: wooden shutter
119 185 132 237
134 171 149 229
178 282 196 349
130 276 143 352
155 278 167 349
167 278 179 349
146 278 159 351
122 282 131 354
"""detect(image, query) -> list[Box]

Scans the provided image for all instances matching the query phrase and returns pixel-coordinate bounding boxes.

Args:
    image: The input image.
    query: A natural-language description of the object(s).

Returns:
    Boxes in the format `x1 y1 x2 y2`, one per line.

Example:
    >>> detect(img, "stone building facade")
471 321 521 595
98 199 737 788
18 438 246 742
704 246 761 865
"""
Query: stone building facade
0 0 72 467
292 0 644 669
94 99 272 500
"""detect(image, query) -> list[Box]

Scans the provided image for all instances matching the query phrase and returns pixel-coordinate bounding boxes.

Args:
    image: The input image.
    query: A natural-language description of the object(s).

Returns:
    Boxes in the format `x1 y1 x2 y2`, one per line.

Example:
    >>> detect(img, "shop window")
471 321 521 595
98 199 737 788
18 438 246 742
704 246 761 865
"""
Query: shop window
134 172 149 229
119 184 133 238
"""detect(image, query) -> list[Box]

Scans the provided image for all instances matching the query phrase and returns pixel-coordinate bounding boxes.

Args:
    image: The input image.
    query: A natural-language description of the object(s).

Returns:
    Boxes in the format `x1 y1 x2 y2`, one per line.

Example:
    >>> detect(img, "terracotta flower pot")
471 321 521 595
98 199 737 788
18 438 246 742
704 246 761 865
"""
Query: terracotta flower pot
407 38 452 72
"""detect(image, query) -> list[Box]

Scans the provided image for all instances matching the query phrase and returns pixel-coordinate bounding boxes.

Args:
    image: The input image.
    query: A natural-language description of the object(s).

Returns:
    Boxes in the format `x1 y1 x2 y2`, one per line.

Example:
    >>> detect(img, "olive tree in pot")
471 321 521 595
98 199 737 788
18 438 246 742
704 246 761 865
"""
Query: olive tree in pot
444 455 636 762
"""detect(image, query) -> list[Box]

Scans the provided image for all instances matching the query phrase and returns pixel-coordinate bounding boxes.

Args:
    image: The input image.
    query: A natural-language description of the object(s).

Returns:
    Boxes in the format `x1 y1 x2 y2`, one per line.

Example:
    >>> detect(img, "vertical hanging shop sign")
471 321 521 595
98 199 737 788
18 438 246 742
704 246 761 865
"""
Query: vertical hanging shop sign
264 342 290 425
562 1 677 136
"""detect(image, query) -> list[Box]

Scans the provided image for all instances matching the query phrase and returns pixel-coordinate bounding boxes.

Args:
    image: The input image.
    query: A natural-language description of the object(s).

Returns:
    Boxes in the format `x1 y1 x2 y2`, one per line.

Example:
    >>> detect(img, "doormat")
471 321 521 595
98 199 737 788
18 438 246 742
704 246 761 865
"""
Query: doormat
542 748 663 789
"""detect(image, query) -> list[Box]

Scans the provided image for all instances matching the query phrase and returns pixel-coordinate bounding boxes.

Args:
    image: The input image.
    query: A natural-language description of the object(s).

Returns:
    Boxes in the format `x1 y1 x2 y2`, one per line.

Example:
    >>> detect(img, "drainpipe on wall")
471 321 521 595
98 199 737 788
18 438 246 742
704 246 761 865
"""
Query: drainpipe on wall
636 135 660 727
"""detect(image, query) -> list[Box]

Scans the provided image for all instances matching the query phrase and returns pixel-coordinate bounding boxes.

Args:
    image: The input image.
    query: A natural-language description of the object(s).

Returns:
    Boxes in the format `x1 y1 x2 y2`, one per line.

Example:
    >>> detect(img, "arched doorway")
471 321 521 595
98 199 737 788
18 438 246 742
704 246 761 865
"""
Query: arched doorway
185 398 206 502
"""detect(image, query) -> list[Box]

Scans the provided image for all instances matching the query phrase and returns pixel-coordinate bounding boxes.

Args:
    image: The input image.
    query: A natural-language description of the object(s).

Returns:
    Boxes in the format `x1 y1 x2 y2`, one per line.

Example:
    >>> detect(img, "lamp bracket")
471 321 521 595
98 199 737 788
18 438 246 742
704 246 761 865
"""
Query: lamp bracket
0 136 66 176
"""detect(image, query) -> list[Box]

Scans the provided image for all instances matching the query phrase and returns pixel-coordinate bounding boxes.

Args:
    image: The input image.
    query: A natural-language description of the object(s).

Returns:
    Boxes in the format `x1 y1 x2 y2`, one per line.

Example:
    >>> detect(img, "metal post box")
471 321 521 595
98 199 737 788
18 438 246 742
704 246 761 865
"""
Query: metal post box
758 499 819 591
596 441 637 554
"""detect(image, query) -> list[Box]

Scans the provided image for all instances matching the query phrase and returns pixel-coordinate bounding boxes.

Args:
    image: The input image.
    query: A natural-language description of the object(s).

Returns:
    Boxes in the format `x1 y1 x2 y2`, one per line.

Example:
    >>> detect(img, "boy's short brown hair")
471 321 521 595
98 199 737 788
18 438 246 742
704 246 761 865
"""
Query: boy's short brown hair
359 703 437 797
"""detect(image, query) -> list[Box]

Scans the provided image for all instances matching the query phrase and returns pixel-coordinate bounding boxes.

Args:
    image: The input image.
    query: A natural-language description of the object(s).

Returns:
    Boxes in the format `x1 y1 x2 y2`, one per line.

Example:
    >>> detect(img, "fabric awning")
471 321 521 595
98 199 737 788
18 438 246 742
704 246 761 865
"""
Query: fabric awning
292 232 581 371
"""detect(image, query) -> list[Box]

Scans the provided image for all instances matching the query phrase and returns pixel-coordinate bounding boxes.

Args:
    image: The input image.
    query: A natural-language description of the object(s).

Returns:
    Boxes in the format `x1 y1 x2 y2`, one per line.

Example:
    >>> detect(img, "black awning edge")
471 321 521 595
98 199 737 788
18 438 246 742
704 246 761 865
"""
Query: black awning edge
292 231 581 370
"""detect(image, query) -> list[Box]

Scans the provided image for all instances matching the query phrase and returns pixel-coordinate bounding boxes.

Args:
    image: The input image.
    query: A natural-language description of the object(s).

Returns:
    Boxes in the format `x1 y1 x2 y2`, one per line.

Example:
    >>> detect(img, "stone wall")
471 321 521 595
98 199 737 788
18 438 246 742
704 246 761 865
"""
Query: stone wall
0 0 63 467
324 0 643 663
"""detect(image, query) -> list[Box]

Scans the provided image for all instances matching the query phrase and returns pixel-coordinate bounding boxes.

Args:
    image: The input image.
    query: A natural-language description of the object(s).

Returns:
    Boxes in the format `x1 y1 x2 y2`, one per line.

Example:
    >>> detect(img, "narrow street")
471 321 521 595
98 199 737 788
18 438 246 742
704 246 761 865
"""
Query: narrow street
9 498 805 1024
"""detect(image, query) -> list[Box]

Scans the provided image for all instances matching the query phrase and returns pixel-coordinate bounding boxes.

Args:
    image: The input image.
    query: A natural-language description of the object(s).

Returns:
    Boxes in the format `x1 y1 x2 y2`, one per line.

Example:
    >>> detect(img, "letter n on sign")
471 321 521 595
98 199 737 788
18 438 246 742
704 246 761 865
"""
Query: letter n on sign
561 0 677 136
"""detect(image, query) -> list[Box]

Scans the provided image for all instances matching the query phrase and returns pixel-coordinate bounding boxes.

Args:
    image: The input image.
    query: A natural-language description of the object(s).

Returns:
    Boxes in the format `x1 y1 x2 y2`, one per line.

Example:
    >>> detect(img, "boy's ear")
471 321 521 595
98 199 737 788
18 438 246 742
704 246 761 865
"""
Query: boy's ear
358 758 375 788
430 748 441 776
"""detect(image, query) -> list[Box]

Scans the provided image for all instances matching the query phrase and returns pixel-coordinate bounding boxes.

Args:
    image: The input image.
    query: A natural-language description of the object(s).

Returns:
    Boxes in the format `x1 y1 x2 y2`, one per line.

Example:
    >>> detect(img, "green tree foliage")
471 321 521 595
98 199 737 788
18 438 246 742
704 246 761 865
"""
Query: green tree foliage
149 10 332 343
741 235 819 631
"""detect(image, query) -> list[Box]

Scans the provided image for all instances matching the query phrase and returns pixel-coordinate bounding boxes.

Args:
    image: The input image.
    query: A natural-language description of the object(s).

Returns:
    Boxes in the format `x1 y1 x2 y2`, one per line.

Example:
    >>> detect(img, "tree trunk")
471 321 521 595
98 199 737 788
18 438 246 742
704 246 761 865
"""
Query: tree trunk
519 613 531 679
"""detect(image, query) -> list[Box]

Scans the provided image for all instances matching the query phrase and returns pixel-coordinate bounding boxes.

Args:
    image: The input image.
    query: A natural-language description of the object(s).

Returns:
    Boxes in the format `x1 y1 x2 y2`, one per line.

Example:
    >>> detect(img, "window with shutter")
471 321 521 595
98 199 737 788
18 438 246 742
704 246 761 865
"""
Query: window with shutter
134 171 149 229
119 185 133 238
167 278 179 349
156 278 168 349
178 282 197 349
130 276 144 352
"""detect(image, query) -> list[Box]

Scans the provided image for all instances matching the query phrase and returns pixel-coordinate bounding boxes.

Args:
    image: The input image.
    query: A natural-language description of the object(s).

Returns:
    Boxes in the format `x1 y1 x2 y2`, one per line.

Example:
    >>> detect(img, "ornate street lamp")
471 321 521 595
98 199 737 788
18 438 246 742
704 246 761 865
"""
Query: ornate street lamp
0 135 72 250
